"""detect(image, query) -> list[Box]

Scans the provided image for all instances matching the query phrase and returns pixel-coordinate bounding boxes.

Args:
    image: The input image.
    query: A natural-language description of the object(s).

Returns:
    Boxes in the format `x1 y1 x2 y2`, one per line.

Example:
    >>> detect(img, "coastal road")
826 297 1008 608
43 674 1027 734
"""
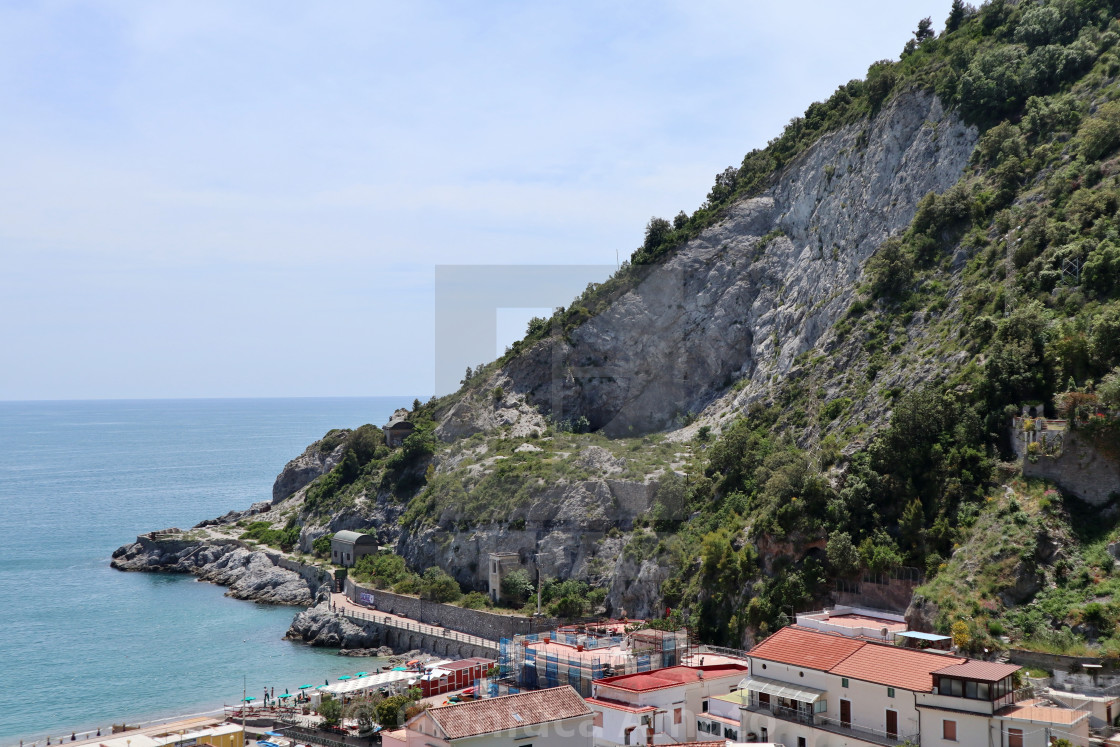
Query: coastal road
329 592 498 654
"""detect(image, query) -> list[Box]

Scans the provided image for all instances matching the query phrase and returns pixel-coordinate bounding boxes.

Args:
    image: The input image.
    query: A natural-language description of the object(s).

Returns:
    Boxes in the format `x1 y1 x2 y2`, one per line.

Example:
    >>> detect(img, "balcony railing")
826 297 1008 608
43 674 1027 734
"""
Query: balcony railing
743 701 918 747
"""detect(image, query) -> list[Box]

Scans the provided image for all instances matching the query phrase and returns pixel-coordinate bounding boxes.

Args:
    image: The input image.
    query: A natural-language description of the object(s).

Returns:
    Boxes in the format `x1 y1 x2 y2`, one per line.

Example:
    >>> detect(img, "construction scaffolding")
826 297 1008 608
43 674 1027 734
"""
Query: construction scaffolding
497 623 692 697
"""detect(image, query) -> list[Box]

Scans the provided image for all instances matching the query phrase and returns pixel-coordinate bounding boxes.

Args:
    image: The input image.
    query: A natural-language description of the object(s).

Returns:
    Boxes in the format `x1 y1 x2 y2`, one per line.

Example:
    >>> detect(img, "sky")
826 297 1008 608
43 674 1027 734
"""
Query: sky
0 0 955 400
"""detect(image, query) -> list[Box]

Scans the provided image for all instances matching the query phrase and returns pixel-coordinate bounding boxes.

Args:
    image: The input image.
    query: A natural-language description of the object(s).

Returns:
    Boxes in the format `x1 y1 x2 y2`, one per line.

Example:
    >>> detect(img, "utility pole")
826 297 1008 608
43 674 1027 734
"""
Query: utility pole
535 552 543 617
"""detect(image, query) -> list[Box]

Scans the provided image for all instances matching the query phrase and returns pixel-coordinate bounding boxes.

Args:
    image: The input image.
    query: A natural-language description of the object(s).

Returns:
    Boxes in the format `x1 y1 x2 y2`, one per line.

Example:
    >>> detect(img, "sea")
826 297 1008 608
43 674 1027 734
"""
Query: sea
0 397 416 746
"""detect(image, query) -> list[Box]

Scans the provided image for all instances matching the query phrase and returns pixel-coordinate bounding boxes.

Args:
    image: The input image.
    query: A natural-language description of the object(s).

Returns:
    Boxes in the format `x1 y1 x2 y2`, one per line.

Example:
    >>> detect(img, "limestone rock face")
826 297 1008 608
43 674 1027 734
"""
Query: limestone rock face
273 439 347 503
504 91 978 436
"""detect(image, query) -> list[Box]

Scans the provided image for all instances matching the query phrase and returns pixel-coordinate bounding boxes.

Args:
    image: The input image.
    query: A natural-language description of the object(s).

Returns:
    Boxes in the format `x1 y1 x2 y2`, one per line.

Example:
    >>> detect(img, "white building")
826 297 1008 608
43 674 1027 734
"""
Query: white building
735 626 1090 747
385 685 593 747
586 663 749 745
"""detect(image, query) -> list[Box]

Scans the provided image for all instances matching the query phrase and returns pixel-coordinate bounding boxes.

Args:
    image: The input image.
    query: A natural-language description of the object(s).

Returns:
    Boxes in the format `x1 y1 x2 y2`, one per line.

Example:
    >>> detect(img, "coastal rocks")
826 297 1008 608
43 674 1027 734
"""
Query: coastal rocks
273 438 347 503
199 548 315 606
112 534 320 606
286 602 382 648
340 646 395 657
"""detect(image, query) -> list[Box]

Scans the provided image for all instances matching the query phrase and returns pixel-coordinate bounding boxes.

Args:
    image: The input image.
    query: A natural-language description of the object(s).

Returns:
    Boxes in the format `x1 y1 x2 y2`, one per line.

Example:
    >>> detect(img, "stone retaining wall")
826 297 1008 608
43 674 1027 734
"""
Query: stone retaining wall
344 578 559 640
1014 428 1120 506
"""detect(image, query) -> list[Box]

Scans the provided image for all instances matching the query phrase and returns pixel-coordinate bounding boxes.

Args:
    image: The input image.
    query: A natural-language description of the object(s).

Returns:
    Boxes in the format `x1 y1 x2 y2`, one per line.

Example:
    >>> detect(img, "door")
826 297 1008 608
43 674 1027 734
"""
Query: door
840 699 851 728
759 692 771 709
885 709 898 739
1007 727 1023 747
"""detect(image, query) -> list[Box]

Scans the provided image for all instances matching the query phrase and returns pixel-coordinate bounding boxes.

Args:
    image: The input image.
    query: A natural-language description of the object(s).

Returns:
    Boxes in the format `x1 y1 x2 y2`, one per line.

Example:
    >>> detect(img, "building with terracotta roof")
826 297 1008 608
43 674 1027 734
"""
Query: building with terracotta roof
735 625 1089 747
587 663 749 745
389 685 593 746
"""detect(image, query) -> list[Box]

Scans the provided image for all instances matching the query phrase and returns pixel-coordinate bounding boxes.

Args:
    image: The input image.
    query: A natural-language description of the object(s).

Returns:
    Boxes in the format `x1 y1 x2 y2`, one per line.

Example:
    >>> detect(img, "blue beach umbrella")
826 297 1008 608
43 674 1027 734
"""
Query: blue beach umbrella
355 672 369 677
278 693 292 699
338 675 351 680
263 732 283 737
298 684 312 689
243 697 256 702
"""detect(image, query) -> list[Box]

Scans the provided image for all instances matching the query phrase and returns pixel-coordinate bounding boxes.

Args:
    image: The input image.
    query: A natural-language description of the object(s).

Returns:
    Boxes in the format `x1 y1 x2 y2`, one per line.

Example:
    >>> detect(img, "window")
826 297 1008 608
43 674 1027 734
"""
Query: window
1007 728 1023 747
759 727 768 741
842 677 849 687
943 719 957 741
798 739 807 747
887 687 895 698
965 680 978 699
978 682 990 700
593 712 603 727
701 699 708 713
673 708 682 725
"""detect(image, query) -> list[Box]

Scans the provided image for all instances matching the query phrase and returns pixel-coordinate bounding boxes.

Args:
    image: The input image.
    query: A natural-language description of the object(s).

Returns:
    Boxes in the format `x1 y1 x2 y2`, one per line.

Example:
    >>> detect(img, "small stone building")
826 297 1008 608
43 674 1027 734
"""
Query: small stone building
488 552 523 603
383 409 415 447
331 530 378 567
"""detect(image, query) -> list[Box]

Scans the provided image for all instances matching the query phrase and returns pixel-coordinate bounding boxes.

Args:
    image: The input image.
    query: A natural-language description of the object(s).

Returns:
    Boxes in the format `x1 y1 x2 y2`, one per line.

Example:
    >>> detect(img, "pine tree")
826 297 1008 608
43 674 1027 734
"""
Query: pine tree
946 0 966 32
915 17 935 43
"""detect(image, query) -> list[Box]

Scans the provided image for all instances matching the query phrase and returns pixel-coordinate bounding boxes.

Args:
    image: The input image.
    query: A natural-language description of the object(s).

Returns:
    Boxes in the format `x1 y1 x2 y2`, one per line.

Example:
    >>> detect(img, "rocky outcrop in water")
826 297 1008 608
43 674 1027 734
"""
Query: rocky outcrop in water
111 533 327 606
285 602 382 648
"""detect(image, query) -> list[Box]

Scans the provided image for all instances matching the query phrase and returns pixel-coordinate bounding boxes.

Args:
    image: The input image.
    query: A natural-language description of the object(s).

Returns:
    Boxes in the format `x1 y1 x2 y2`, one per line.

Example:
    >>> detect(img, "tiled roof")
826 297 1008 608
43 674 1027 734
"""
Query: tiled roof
423 685 590 740
440 658 492 672
750 626 972 693
749 626 865 671
934 661 1021 681
831 644 965 692
596 664 748 693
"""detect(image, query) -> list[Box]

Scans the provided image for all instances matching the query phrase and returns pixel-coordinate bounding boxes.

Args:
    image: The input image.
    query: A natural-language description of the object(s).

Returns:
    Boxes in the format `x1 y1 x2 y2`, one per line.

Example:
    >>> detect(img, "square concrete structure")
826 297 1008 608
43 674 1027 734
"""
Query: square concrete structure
331 530 378 567
488 551 522 603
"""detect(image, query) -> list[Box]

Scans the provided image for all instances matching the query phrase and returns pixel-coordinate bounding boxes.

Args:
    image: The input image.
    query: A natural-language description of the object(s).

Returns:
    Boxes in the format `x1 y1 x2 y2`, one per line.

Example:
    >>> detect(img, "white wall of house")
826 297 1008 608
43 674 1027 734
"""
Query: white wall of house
591 670 745 744
920 707 992 747
590 703 653 747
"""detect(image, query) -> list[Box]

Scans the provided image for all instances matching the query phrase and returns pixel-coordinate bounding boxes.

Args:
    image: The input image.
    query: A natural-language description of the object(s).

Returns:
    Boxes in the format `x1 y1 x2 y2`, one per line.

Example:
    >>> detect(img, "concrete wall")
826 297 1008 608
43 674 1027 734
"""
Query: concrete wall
344 578 560 641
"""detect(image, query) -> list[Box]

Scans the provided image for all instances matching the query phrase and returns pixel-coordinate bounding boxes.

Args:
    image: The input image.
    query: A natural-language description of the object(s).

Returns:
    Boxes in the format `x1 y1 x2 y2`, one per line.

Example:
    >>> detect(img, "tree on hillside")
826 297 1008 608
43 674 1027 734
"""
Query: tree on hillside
826 531 861 578
916 17 935 42
946 0 968 32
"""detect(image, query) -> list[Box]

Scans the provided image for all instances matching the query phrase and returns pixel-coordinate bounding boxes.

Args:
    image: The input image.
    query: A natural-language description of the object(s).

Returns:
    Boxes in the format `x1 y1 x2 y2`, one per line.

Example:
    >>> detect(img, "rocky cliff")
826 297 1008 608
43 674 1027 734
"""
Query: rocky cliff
504 91 977 436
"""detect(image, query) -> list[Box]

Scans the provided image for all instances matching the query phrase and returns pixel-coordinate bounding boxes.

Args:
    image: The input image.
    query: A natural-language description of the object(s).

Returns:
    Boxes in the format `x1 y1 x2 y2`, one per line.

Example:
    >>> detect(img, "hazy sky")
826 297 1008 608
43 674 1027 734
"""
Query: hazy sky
0 0 953 400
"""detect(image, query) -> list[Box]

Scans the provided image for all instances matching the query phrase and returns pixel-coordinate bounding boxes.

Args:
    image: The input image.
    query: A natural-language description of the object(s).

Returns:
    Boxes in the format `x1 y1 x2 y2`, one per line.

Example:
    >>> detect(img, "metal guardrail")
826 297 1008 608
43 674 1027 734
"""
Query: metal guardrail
336 606 499 651
743 702 918 747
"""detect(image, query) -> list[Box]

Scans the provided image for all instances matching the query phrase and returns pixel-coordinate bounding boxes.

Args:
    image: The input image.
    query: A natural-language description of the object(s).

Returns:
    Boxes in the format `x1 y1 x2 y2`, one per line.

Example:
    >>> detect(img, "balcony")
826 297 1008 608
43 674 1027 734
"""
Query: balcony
742 702 918 747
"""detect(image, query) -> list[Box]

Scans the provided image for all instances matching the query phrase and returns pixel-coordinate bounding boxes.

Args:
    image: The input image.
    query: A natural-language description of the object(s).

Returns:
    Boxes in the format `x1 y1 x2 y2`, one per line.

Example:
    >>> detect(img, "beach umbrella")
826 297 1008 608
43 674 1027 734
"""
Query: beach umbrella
278 694 292 699
243 697 256 702
338 675 351 680
355 672 368 677
298 684 313 690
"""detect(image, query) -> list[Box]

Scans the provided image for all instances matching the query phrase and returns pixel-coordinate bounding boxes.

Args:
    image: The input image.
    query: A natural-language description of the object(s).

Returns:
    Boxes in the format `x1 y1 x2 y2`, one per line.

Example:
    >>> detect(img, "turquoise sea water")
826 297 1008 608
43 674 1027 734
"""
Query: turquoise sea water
0 398 415 745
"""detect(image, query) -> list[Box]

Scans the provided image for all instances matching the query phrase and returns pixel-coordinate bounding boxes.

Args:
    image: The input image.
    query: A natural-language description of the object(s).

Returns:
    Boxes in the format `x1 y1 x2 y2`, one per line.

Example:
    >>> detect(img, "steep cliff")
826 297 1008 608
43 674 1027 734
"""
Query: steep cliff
505 91 976 436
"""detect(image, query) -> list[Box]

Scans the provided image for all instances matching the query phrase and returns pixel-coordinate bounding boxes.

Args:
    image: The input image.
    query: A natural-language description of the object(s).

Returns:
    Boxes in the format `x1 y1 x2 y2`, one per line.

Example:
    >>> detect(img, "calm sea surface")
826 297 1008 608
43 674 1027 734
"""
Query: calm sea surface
0 398 415 745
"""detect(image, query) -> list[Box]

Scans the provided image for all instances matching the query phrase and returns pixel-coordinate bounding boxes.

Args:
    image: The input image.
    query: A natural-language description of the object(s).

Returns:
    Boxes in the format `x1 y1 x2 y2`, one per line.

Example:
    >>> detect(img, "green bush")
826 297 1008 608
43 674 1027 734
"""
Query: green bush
419 566 462 603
